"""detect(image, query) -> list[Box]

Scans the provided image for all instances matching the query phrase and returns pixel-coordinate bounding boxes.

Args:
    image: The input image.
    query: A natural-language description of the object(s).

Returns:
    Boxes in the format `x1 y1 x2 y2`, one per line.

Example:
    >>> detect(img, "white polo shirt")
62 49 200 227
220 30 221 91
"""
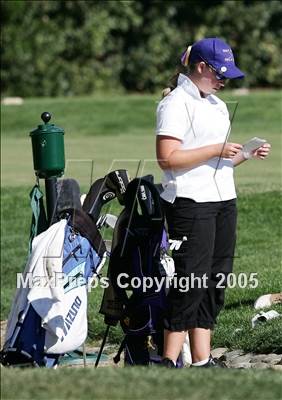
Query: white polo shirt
156 74 236 203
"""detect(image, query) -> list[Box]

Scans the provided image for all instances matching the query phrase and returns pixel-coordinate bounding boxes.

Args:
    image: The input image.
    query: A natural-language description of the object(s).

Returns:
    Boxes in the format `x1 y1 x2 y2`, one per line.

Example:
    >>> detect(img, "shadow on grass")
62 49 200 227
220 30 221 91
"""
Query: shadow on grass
224 299 255 310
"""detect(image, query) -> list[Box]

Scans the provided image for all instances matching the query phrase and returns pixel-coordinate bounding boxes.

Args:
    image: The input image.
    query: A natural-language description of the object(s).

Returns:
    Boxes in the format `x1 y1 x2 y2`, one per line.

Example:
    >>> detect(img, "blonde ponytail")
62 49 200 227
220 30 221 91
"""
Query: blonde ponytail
161 45 192 98
182 45 192 66
162 87 172 98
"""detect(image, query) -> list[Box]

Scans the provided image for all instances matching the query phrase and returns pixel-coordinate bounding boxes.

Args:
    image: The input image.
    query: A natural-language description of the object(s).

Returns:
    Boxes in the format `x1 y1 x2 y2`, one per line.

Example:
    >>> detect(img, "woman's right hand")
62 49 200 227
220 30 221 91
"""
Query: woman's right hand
219 142 243 158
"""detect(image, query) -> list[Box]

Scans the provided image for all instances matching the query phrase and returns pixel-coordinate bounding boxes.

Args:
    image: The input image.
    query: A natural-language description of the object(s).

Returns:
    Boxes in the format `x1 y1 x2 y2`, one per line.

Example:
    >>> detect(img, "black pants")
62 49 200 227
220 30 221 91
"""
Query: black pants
163 197 237 331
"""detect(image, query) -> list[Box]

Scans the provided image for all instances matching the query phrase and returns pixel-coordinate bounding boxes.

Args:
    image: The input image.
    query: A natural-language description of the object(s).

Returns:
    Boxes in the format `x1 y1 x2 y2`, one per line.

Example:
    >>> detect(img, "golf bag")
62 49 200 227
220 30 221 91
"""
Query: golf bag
1 170 130 368
1 211 106 367
99 176 177 366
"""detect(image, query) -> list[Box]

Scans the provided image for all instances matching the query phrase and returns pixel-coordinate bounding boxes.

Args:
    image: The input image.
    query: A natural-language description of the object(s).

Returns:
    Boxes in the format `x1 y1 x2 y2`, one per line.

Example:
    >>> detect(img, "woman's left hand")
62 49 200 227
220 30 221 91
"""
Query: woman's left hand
252 143 271 160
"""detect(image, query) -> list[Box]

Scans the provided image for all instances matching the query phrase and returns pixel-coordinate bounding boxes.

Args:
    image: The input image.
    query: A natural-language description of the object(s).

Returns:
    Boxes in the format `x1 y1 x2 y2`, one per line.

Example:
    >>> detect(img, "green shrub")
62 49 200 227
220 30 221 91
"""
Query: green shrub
1 0 281 96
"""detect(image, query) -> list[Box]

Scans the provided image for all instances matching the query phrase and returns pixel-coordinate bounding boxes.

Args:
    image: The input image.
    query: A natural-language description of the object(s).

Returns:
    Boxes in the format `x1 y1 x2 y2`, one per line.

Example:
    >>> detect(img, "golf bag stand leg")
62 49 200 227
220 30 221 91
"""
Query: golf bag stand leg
95 325 110 368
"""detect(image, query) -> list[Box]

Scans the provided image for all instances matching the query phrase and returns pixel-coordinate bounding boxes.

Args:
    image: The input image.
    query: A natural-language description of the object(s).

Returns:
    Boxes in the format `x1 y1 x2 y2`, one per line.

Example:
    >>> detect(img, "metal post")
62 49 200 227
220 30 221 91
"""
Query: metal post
45 177 58 225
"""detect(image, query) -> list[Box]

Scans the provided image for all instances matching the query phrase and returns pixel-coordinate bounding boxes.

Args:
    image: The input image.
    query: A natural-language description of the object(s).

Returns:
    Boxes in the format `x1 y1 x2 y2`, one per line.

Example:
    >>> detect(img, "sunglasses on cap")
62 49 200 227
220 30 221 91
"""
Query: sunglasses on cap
200 57 227 81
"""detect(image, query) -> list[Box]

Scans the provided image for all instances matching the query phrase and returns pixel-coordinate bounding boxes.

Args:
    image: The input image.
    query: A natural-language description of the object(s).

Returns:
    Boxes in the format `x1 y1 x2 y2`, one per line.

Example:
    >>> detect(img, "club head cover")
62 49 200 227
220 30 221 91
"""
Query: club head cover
136 175 155 216
82 178 116 222
105 170 130 205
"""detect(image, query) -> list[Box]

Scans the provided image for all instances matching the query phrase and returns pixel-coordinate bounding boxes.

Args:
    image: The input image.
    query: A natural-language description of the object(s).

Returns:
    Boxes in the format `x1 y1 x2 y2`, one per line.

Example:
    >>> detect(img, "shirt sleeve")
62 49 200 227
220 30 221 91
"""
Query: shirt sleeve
156 95 190 141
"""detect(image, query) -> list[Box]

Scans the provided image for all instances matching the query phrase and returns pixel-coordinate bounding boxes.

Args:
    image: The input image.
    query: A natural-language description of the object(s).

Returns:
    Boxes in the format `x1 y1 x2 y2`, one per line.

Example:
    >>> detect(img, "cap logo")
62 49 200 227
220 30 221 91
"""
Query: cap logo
224 56 234 62
220 66 227 72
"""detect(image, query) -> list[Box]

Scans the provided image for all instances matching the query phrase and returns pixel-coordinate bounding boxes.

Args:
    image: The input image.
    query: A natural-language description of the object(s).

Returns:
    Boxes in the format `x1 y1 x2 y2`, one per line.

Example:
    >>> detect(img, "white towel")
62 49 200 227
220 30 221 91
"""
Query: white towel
27 219 67 338
5 220 67 344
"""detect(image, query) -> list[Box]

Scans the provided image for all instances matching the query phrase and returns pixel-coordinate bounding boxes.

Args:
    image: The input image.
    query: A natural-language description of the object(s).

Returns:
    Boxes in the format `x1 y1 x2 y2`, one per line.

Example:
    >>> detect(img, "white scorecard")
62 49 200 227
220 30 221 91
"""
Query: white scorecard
242 137 267 153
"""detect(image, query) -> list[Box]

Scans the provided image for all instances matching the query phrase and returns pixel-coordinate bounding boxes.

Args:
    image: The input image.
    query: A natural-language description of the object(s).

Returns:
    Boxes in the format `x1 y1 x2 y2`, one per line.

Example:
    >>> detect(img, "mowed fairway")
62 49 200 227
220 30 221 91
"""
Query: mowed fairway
1 91 281 190
1 91 282 400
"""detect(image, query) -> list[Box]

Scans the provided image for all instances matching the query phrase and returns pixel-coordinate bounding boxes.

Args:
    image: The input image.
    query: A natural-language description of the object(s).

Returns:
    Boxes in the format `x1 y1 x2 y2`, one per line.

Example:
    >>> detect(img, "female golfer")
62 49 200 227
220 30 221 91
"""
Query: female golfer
156 37 271 368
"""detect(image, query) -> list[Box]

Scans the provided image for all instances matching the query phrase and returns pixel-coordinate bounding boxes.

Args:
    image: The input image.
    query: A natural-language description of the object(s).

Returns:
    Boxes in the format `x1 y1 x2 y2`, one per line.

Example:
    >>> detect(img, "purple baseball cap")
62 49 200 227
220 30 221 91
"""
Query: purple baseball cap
181 38 245 79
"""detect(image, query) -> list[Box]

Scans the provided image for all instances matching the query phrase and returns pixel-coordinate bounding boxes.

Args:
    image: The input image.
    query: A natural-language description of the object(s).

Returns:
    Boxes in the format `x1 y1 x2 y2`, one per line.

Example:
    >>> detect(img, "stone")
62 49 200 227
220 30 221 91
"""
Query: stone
211 347 229 359
251 354 282 365
1 97 24 105
261 354 282 364
250 362 271 370
0 321 7 349
228 353 254 365
222 349 245 362
232 88 250 96
250 354 268 363
229 363 252 369
270 365 282 371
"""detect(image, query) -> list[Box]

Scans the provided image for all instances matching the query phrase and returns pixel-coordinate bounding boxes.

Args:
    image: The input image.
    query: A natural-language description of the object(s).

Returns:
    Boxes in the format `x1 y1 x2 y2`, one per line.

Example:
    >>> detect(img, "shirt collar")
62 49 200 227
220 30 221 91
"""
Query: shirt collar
177 73 205 100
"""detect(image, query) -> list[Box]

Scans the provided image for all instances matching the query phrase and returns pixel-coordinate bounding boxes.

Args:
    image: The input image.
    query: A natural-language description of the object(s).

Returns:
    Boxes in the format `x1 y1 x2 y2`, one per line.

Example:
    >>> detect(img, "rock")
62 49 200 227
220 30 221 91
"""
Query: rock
1 97 24 105
250 354 267 363
229 363 252 369
228 353 254 365
0 321 7 348
262 354 282 364
232 88 250 96
211 347 228 359
251 354 282 365
270 365 282 371
221 349 245 362
250 362 271 369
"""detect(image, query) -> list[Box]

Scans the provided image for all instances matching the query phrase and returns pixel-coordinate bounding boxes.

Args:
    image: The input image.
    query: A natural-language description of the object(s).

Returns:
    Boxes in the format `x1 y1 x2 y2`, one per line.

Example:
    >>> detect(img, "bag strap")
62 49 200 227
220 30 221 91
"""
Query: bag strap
66 208 106 258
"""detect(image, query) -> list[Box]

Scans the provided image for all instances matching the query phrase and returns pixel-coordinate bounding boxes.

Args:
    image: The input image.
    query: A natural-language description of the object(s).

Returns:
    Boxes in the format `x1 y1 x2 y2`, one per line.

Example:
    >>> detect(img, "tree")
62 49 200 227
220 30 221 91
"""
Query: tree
1 0 281 96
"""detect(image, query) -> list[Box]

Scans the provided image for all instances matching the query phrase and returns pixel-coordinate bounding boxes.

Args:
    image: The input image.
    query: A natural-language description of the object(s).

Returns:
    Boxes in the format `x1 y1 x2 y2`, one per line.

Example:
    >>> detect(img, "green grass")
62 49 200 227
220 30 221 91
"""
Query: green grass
1 91 281 138
212 191 282 353
1 94 157 138
1 367 282 400
1 90 281 189
1 188 281 352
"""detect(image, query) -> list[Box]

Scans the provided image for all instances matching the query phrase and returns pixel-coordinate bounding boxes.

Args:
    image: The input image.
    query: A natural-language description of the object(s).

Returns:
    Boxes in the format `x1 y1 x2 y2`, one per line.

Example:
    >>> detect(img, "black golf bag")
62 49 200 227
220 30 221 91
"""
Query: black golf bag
99 176 180 366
